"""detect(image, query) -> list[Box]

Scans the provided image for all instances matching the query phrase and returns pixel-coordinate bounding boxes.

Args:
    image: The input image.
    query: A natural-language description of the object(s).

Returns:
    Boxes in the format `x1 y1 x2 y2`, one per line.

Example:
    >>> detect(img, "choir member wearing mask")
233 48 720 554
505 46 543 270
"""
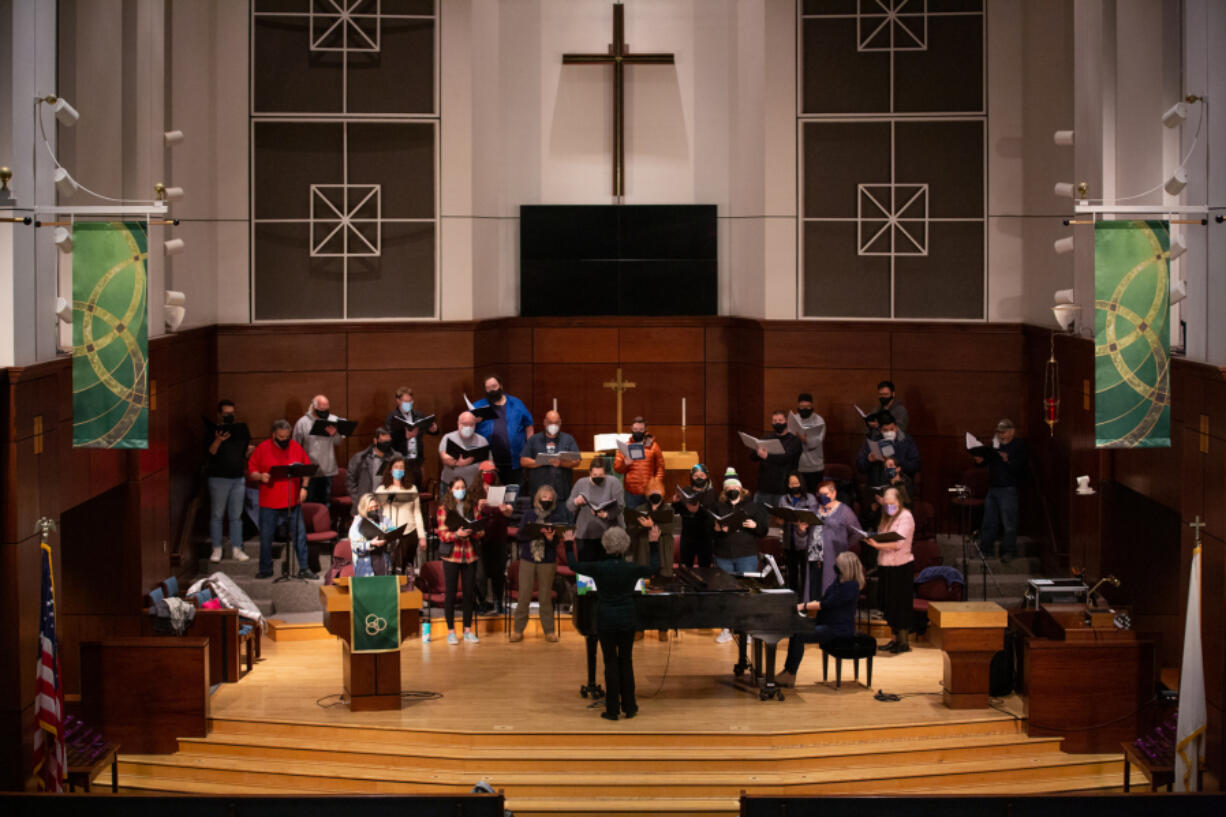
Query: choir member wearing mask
629 477 674 641
750 410 803 508
711 468 769 643
520 410 580 508
472 462 514 614
349 493 393 577
780 472 819 597
814 479 860 598
793 393 827 492
856 412 921 489
673 463 717 569
472 374 535 487
436 476 485 644
292 394 346 507
865 380 909 433
613 416 665 511
375 456 426 574
206 399 253 563
510 485 573 643
439 411 492 490
346 427 395 507
385 386 438 488
567 457 625 562
863 486 916 654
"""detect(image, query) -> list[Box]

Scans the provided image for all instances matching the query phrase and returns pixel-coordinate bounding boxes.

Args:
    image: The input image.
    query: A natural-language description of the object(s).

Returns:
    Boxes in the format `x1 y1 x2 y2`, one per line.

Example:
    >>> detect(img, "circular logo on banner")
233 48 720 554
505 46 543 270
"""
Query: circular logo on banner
365 613 388 636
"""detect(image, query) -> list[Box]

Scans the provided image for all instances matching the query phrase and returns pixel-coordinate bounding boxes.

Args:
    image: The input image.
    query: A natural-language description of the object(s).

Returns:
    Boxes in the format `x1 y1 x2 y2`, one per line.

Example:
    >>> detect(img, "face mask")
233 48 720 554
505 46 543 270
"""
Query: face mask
391 468 405 481
546 424 560 436
725 490 739 502
886 503 899 515
886 467 898 478
452 488 467 501
649 493 662 505
400 400 412 414
274 437 290 449
459 426 475 439
817 493 832 507
486 389 502 403
882 430 897 441
376 440 392 453
631 430 645 442
366 510 381 522
221 413 235 424
540 500 554 512
798 408 813 419
879 396 891 407
315 408 329 419
692 476 708 489
789 485 803 496
591 476 605 486
772 422 787 434
482 472 496 485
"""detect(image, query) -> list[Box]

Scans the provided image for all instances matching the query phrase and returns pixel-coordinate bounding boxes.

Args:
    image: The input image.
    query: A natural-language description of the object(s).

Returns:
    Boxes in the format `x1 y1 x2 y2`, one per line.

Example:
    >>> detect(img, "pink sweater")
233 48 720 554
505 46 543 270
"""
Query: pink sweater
876 509 915 567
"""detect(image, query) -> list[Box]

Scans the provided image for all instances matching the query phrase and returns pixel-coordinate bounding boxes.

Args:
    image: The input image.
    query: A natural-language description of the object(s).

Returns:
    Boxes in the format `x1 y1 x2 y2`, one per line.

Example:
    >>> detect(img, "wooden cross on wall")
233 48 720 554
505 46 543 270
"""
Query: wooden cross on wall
562 2 675 198
603 367 637 433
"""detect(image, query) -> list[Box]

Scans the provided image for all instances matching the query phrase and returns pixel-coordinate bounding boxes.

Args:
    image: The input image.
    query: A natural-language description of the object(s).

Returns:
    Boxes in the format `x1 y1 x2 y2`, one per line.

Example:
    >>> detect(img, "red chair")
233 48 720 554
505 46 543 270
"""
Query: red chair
912 500 937 542
417 560 459 609
913 575 966 632
330 469 353 532
505 559 558 635
325 539 353 585
910 538 943 574
302 502 337 574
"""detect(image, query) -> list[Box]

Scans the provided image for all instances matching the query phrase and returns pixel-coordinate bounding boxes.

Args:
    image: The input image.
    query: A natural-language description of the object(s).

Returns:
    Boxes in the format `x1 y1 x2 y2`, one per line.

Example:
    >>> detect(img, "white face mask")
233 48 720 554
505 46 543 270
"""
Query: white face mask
546 424 560 436
459 426 475 439
882 430 897 441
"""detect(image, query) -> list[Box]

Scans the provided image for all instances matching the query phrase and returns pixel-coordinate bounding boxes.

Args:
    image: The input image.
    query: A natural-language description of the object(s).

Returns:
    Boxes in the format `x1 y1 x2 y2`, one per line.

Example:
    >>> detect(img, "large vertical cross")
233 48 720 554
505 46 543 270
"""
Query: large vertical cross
603 367 637 433
562 2 675 198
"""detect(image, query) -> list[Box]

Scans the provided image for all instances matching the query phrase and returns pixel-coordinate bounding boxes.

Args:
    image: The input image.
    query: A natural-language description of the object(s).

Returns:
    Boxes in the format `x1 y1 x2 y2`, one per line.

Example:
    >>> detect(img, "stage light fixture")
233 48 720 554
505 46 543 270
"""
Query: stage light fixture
1053 236 1075 255
53 226 73 253
163 237 185 256
1054 288 1076 305
163 186 184 201
54 167 78 198
51 97 79 127
1052 304 1080 332
1053 182 1077 199
165 290 186 332
55 297 72 323
1053 130 1074 146
1162 102 1187 128
163 129 185 146
1170 278 1187 306
1164 169 1188 195
1169 235 1187 262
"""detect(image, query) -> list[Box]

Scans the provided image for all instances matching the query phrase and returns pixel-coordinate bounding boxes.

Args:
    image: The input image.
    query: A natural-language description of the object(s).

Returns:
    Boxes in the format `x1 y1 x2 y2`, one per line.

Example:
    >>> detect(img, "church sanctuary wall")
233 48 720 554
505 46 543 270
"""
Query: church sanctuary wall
0 326 214 788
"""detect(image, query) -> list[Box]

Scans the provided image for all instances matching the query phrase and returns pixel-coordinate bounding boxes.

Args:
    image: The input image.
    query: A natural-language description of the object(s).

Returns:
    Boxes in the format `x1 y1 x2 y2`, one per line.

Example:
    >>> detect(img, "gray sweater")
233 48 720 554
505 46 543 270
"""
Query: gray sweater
292 412 345 477
566 476 625 539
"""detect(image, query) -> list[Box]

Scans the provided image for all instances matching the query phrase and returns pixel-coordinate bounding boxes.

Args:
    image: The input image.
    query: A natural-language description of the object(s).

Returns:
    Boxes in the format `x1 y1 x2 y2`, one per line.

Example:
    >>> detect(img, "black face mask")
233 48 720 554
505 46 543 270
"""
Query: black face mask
798 408 813 419
367 510 381 522
221 413 235 424
315 408 330 419
878 396 891 407
631 430 645 442
591 476 605 486
692 477 708 489
486 389 503 403
376 440 393 453
772 423 787 434
649 493 662 505
789 485 804 496
725 490 739 502
540 500 554 512
274 437 290 449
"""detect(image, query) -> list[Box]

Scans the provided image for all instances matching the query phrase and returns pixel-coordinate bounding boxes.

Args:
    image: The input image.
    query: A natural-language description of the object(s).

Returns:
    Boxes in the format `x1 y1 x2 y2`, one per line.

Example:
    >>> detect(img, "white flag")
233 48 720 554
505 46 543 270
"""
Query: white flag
1174 543 1205 791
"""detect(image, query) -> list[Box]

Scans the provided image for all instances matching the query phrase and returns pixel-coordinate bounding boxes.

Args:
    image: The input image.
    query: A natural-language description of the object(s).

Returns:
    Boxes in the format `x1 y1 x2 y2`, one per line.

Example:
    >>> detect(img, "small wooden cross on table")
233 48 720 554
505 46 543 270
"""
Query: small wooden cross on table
1189 515 1205 545
562 2 675 198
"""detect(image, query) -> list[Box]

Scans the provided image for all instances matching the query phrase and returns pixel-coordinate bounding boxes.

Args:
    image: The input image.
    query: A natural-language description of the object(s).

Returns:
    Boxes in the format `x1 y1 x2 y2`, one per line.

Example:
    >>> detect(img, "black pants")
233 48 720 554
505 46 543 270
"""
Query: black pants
392 530 420 575
598 630 637 717
786 548 807 595
476 537 507 605
802 471 824 493
495 464 522 490
442 559 477 630
679 536 712 569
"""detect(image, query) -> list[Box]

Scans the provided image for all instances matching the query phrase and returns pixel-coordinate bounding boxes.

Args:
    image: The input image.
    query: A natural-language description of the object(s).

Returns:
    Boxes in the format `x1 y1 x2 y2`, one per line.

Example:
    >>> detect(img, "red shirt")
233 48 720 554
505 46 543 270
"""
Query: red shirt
248 438 311 509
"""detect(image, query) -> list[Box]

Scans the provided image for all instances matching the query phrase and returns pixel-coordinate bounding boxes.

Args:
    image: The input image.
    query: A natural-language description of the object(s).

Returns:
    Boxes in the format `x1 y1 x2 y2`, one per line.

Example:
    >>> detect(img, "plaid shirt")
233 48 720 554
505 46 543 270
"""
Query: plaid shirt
437 504 481 564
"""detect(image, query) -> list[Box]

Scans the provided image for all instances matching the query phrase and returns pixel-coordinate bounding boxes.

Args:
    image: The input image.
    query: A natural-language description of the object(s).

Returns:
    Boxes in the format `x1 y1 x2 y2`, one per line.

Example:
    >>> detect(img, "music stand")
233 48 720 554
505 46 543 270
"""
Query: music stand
269 462 319 583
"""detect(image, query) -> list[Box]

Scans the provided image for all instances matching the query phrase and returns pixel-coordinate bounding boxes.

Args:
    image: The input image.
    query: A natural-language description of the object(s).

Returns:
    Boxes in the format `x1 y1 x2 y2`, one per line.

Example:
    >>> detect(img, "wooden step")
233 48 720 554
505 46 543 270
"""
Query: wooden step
206 712 1025 750
116 750 1123 798
176 730 1065 774
506 796 740 817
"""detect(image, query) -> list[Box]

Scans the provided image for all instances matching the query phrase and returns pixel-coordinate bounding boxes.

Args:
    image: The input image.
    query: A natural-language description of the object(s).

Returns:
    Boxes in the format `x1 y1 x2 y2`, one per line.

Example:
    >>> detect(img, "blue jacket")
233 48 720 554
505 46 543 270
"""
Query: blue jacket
473 395 535 465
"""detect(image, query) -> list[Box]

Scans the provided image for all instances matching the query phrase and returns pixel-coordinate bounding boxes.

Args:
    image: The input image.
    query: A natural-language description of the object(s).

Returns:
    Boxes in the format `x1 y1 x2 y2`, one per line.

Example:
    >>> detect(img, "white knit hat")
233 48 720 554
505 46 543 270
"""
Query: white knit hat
722 467 742 490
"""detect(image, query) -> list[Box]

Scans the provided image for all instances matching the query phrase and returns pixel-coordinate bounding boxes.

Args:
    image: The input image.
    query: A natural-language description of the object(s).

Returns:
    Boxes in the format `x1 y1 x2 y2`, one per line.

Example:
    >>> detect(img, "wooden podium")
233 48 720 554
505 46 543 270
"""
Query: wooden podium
928 601 1007 709
319 577 422 711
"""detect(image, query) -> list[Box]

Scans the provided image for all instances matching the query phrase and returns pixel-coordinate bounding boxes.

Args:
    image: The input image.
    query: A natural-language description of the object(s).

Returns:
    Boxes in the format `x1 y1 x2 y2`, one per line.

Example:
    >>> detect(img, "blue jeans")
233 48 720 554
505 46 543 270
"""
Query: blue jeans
980 486 1019 558
208 476 246 555
258 505 308 575
784 624 837 674
715 555 759 575
625 492 647 511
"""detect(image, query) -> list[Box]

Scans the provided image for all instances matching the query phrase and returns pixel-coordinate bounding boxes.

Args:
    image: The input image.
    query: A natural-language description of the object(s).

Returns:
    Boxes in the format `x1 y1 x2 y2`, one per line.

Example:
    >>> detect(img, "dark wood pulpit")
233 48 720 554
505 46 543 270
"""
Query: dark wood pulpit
1010 603 1155 753
319 578 421 711
928 601 1007 709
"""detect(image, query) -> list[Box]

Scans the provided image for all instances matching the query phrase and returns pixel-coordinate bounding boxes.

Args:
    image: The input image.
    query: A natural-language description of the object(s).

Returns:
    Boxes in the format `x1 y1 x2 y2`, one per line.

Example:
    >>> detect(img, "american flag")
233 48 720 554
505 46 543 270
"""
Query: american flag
32 540 66 792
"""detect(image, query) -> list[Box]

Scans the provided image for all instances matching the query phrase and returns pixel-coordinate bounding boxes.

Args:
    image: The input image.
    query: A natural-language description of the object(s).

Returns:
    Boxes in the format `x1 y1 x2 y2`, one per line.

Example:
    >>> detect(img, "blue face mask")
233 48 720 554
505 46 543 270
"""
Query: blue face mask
886 467 898 478
452 487 466 501
817 493 832 507
886 503 899 515
392 468 405 481
400 400 412 413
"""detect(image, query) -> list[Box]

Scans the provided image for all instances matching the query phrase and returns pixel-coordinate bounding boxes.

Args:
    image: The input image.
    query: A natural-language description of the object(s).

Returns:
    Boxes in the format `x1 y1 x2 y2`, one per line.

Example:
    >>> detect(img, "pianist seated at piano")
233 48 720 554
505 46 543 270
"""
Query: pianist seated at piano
774 550 866 688
349 493 393 577
573 527 661 721
711 467 770 643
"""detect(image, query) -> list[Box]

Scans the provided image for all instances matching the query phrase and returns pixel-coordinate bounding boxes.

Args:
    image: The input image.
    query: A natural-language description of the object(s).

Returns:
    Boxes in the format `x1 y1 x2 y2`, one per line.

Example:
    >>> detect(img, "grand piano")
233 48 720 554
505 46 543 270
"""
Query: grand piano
574 565 811 701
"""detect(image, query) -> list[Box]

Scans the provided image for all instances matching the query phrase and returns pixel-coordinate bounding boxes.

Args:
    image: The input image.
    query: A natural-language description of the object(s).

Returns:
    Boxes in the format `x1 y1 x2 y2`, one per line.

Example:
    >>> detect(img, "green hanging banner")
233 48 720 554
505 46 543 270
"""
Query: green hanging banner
349 575 401 653
72 222 149 449
1094 220 1171 449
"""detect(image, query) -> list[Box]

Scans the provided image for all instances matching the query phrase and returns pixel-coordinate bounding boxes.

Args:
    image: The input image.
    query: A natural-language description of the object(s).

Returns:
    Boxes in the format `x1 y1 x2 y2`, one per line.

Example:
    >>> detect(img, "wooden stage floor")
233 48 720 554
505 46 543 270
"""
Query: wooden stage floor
213 629 1024 733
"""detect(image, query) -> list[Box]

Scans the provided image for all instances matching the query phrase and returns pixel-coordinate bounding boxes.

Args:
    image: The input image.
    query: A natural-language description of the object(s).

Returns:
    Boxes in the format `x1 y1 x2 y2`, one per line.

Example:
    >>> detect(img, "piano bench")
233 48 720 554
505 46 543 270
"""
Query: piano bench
820 635 877 689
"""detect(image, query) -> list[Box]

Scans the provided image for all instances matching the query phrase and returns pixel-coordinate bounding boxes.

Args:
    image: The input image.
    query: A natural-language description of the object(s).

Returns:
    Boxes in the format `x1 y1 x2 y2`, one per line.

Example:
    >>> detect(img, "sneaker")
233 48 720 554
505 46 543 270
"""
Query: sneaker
774 671 797 688
231 550 250 562
509 632 524 643
422 631 431 643
254 570 273 579
715 629 734 644
623 709 638 719
447 632 459 645
600 712 619 721
463 631 480 644
209 547 222 563
296 569 319 580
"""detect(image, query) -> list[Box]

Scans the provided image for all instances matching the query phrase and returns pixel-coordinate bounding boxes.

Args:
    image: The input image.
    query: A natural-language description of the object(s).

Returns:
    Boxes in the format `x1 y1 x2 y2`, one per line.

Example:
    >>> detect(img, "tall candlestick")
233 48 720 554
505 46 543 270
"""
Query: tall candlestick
552 397 558 412
681 397 686 428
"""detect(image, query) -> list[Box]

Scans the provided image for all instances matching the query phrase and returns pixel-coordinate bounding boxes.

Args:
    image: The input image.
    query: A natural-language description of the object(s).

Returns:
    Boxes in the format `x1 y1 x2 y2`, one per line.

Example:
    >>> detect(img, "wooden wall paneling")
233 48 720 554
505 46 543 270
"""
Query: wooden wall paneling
1 533 45 718
1205 432 1226 543
474 322 532 367
216 329 348 373
891 327 1024 373
1180 418 1206 528
1201 530 1226 779
479 363 534 412
702 425 734 479
1108 428 1183 512
6 438 40 545
762 325 892 370
704 362 730 426
346 368 474 437
87 448 129 506
347 328 475 371
532 327 618 363
618 364 705 427
618 327 704 363
216 370 348 443
1169 358 1206 427
532 364 622 430
138 468 172 593
1204 372 1226 441
890 370 1025 437
0 703 34 790
762 368 885 433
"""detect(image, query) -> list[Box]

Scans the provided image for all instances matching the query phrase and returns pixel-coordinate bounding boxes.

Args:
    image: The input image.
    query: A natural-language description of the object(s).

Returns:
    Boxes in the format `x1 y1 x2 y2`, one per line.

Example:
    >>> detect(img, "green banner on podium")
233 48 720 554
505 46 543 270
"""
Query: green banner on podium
350 575 400 653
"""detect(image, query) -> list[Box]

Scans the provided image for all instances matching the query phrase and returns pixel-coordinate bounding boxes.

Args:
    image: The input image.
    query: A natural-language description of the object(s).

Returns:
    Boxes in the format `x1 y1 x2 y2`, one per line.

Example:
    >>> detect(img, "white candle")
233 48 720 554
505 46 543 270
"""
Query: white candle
552 398 558 412
681 397 686 427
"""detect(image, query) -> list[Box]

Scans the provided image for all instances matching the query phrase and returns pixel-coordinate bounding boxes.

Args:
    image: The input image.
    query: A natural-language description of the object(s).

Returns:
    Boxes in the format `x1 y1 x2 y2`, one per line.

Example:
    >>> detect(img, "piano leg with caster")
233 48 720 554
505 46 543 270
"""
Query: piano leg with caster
733 631 750 677
759 640 784 702
579 634 605 700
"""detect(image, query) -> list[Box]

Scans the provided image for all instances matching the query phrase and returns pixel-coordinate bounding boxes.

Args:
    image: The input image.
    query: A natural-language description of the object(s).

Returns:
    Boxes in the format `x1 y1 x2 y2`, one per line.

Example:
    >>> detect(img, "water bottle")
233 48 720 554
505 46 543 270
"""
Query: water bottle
422 618 431 643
